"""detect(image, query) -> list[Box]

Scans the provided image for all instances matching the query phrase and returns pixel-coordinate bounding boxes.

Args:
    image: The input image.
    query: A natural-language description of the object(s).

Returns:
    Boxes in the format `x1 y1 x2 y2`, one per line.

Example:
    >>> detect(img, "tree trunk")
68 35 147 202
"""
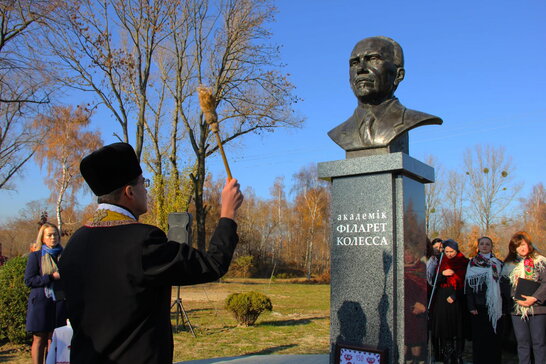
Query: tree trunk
306 239 313 280
193 151 207 251
56 191 63 235
56 163 69 235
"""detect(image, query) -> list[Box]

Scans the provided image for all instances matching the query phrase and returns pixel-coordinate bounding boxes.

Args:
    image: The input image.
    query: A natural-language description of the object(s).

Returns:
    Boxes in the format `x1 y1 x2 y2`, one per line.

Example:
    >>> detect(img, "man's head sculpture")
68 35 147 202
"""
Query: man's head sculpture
349 37 404 106
328 36 442 157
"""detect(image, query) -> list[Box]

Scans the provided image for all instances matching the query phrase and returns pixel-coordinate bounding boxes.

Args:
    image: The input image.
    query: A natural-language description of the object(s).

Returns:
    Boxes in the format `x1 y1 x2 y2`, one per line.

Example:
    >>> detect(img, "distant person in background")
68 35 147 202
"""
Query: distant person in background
24 222 67 364
503 231 546 364
46 319 73 364
0 242 8 266
465 236 504 364
426 238 444 285
404 243 428 364
430 239 468 364
426 237 443 362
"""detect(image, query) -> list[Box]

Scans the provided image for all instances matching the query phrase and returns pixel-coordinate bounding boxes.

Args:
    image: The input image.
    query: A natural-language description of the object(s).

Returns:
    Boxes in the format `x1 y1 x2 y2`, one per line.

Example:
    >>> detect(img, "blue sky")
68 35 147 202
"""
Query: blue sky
1 0 545 222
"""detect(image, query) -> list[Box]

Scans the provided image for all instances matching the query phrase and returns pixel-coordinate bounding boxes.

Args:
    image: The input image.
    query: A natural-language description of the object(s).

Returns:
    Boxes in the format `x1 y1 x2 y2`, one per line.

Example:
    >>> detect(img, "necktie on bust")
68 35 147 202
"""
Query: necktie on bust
359 112 375 145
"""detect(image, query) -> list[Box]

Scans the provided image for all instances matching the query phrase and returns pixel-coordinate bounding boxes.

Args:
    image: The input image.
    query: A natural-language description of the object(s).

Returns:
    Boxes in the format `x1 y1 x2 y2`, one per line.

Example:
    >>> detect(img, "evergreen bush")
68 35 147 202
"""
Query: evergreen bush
0 256 30 344
225 291 272 326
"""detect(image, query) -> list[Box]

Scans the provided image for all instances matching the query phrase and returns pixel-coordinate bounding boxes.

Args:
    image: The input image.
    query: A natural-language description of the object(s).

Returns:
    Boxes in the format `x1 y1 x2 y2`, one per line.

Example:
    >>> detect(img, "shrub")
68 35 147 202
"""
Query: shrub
225 291 272 326
0 256 30 344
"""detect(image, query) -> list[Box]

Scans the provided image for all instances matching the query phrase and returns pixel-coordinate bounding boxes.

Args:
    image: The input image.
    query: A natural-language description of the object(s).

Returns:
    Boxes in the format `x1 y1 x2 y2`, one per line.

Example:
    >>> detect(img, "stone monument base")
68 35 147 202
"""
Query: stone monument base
318 153 433 364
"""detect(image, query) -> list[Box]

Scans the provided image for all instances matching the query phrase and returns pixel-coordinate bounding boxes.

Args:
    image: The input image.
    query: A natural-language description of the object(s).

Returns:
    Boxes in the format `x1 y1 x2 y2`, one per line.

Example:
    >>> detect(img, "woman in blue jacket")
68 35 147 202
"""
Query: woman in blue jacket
24 222 66 364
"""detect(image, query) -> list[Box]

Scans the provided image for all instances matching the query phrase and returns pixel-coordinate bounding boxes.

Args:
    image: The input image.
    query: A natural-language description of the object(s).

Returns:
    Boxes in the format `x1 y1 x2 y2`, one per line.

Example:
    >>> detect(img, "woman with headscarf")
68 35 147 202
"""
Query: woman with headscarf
430 239 468 364
24 223 67 364
502 231 546 364
465 236 504 364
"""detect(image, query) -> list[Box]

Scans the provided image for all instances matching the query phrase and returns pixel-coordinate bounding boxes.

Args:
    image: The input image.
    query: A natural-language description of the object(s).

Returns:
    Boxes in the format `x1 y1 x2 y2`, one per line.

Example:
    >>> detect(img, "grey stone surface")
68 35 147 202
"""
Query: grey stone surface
318 153 430 364
177 354 329 363
318 152 434 184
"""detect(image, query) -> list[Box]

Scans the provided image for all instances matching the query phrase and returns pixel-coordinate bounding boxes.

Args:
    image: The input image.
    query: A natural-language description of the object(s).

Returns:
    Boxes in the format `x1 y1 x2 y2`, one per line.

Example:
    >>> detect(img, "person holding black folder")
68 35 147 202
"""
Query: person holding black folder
502 231 546 364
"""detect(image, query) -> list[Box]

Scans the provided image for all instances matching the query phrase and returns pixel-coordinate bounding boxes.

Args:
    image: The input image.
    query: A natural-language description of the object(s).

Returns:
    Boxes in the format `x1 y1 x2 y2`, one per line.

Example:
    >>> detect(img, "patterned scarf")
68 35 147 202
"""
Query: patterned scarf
466 252 503 332
469 253 500 280
510 254 546 319
41 244 63 300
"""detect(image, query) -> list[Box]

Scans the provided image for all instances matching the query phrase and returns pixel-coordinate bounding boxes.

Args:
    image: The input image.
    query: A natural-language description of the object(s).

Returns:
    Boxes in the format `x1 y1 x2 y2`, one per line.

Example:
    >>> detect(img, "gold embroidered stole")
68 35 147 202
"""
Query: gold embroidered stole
86 209 138 228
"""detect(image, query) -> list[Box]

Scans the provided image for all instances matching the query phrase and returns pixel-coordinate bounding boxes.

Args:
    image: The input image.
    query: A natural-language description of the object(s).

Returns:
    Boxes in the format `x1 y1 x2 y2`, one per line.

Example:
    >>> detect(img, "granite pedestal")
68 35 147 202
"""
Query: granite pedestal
318 153 433 364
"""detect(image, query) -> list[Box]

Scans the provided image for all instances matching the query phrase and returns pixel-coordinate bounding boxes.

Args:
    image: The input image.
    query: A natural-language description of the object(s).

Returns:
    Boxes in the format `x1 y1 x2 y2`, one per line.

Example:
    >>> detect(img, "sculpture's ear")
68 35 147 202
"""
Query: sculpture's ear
394 67 405 86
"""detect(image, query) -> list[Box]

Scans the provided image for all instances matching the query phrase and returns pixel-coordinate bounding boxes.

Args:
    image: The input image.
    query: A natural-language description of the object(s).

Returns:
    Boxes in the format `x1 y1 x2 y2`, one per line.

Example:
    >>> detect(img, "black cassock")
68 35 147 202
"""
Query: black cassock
60 217 238 364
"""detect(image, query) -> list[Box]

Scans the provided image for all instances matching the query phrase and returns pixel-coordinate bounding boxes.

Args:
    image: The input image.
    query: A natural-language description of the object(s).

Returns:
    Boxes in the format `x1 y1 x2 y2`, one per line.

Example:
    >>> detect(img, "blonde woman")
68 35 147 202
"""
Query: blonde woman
24 223 67 364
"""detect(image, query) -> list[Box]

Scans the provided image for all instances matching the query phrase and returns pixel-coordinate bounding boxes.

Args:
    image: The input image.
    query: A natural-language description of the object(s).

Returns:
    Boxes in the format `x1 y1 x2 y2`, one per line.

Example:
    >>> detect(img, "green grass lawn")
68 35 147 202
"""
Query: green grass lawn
0 279 330 363
171 279 330 361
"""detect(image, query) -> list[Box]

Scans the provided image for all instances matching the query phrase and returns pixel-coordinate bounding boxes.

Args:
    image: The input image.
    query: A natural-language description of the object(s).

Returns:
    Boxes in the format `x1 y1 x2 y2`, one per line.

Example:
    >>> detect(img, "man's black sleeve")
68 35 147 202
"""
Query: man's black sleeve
141 218 238 286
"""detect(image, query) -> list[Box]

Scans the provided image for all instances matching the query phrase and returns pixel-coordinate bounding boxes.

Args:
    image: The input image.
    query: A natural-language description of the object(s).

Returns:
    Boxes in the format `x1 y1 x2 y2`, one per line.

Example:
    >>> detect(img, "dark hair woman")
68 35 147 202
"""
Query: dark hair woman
24 222 67 364
502 231 546 364
430 239 468 364
465 236 504 364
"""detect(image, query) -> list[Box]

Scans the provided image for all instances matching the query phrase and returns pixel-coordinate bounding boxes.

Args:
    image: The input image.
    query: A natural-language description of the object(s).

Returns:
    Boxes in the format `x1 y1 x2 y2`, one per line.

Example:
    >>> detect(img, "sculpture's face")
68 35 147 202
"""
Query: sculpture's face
349 38 402 104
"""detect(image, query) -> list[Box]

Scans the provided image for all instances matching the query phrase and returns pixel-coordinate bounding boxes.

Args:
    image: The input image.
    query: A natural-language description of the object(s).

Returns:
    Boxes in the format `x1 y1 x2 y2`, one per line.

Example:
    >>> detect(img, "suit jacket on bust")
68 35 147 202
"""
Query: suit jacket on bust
59 216 238 364
328 98 442 151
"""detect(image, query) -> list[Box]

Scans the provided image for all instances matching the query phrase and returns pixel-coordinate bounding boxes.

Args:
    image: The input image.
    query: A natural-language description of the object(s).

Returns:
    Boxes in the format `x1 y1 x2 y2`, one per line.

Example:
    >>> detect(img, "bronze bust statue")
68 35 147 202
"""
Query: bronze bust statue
328 36 442 157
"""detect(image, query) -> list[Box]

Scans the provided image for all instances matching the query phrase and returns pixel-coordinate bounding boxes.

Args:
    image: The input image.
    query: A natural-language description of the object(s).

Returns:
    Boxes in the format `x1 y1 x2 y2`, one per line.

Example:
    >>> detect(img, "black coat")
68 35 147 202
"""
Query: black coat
24 251 66 332
59 217 238 364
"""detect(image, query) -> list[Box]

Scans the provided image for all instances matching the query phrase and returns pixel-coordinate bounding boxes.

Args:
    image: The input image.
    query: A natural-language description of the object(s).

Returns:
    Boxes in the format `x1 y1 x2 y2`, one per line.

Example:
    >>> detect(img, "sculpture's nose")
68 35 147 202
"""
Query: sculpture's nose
356 58 368 73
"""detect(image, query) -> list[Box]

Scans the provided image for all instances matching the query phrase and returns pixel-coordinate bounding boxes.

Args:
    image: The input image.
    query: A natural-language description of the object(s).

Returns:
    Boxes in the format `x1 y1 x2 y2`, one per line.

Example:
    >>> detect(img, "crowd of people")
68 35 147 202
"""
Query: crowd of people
427 232 546 364
12 143 544 364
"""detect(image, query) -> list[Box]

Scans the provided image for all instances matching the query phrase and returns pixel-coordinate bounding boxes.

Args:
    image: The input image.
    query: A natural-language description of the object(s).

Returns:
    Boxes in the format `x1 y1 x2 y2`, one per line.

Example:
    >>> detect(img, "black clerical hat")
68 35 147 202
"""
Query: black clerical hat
80 142 142 196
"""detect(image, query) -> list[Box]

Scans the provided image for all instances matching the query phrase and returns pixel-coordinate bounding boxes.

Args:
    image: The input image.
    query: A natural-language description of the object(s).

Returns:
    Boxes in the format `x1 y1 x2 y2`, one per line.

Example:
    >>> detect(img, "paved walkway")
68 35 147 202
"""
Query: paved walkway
178 354 329 363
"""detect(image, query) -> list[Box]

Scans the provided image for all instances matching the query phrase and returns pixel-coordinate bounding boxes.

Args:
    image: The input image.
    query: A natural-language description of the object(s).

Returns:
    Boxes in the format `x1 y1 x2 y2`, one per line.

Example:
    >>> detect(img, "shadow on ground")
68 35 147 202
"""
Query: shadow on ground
246 344 297 355
258 316 327 327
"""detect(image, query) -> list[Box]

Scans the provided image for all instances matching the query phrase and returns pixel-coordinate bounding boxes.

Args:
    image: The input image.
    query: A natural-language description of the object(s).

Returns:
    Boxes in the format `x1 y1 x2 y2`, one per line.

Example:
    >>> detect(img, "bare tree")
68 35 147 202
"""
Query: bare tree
424 155 443 237
440 171 465 241
0 0 57 189
44 0 302 251
43 0 176 158
464 145 522 234
175 0 303 250
0 101 40 189
291 164 330 279
268 176 287 277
